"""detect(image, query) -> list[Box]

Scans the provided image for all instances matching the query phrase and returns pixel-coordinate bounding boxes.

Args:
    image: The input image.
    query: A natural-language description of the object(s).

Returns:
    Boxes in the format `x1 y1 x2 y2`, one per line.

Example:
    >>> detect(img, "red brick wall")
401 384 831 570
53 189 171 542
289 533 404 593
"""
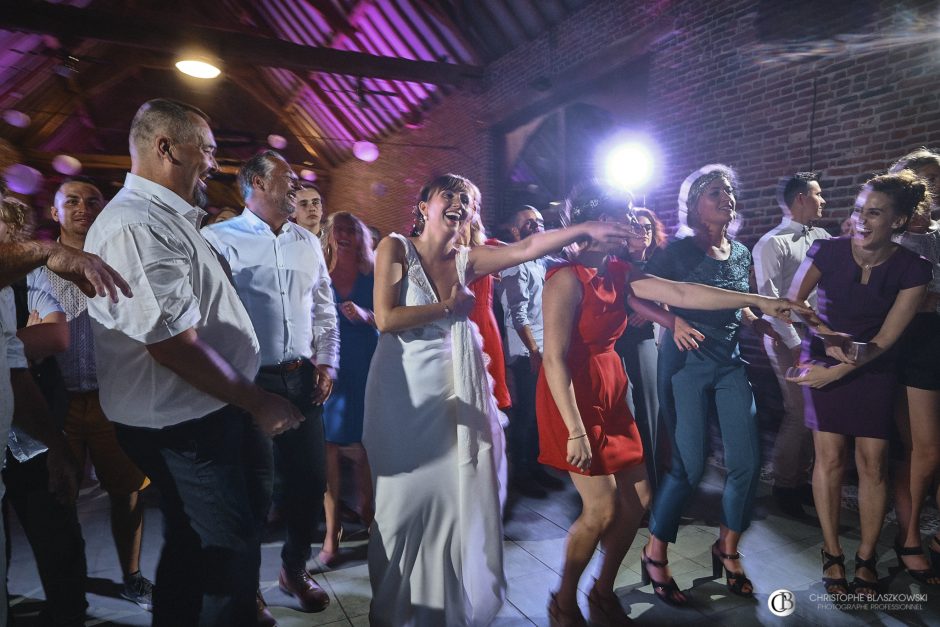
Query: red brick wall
326 0 940 244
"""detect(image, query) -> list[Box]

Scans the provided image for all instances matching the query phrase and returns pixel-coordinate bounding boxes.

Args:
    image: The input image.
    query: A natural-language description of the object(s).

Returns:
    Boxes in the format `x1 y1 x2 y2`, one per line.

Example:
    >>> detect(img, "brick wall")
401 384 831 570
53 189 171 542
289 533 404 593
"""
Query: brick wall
326 0 940 244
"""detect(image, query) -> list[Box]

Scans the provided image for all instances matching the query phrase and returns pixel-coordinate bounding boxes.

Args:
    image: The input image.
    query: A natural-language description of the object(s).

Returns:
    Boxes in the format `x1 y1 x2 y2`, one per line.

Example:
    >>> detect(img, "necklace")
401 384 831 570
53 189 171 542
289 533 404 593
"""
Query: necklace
851 244 891 271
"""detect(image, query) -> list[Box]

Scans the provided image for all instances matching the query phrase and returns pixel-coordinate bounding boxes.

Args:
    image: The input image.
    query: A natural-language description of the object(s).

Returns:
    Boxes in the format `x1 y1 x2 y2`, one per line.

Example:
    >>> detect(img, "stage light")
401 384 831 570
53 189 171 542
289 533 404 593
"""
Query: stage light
267 134 287 150
300 169 317 182
603 142 654 190
353 141 379 162
175 58 221 79
52 154 82 175
4 164 43 195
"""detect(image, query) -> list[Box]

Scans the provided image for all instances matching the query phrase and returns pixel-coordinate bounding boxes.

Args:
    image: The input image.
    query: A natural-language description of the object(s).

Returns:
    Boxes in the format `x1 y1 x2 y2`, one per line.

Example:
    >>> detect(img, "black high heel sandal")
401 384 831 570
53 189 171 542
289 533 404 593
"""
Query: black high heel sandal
821 550 849 595
894 541 940 586
710 540 754 597
640 548 688 606
852 553 879 600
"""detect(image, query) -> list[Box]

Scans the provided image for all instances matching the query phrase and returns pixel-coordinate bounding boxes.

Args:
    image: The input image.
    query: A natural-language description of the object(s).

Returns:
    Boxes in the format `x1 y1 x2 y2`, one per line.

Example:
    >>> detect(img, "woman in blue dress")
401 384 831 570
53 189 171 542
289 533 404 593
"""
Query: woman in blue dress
319 211 378 566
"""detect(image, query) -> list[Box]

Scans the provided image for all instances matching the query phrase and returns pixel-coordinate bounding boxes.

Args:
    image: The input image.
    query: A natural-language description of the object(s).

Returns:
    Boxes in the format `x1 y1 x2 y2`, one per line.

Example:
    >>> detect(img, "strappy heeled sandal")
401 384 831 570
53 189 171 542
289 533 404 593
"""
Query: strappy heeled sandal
587 580 633 626
894 540 940 586
548 591 587 627
852 553 879 600
711 540 754 597
640 547 688 606
821 549 849 595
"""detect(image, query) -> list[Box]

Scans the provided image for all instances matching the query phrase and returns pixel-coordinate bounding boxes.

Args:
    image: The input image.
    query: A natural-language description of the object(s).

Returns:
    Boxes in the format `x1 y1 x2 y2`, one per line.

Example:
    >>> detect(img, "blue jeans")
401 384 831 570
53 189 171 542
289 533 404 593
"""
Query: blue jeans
115 407 260 627
250 361 326 571
649 333 760 542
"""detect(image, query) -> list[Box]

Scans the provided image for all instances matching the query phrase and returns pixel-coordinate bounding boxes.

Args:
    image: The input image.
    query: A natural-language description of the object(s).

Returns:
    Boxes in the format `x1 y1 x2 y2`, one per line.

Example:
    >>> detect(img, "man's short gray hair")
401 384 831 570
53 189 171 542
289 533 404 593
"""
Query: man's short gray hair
129 98 210 159
238 150 284 201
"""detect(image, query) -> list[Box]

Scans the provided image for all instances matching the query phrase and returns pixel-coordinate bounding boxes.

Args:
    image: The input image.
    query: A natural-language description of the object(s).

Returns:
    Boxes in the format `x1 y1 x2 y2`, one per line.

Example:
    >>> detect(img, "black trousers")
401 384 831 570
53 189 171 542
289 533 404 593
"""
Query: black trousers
114 407 260 627
249 361 327 571
3 450 87 627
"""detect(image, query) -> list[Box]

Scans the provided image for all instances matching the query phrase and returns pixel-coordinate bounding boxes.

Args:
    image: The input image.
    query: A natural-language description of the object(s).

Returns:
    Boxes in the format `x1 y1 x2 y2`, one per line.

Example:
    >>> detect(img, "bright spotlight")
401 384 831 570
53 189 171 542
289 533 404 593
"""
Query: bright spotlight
604 142 654 190
175 58 221 79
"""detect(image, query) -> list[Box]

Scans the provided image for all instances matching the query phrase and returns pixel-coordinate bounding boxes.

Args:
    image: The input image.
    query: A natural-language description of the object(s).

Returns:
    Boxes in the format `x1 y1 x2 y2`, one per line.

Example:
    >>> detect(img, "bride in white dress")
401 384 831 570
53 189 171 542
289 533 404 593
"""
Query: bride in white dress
363 174 631 626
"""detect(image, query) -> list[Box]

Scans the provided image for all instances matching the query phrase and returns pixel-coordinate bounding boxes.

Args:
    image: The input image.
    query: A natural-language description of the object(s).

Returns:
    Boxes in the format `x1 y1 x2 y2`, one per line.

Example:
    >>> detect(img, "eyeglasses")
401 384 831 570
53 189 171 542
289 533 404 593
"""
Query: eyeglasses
638 224 654 233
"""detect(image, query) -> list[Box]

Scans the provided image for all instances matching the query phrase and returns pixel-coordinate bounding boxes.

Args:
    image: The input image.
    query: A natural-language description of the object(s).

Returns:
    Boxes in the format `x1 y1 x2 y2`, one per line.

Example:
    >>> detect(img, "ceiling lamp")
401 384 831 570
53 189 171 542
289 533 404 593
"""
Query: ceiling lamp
353 140 379 162
3 110 30 128
52 154 82 176
300 169 317 182
175 57 221 79
267 134 287 150
4 164 43 195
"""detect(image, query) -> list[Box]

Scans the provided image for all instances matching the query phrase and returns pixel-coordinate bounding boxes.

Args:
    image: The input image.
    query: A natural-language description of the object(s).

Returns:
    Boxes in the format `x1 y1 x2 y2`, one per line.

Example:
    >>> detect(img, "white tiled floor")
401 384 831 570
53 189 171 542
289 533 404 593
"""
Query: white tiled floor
8 464 940 625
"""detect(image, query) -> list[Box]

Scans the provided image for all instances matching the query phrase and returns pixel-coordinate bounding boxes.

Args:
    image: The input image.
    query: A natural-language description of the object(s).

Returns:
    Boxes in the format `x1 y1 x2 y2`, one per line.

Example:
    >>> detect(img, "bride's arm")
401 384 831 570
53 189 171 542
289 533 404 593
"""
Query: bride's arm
373 237 467 333
465 221 631 281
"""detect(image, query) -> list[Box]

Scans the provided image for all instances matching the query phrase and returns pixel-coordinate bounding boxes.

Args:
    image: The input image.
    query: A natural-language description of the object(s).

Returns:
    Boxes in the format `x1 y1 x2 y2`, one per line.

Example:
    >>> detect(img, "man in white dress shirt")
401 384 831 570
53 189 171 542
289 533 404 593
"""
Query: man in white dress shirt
753 172 830 518
202 150 338 620
84 99 304 626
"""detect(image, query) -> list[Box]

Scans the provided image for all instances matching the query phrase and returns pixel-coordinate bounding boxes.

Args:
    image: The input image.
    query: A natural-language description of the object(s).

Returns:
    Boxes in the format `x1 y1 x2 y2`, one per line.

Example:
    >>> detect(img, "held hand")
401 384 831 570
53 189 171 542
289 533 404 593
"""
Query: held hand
579 221 634 246
45 444 80 506
46 244 133 303
251 391 305 437
26 309 41 327
312 364 336 405
528 350 543 375
785 361 841 389
448 283 476 318
818 330 857 364
671 316 704 351
339 300 369 324
566 434 592 473
754 296 807 323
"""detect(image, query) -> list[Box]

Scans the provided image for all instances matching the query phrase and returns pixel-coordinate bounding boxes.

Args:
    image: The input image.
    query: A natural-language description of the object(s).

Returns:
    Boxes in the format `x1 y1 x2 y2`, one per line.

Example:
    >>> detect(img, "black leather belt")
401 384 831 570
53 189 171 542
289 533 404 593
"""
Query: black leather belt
259 359 306 374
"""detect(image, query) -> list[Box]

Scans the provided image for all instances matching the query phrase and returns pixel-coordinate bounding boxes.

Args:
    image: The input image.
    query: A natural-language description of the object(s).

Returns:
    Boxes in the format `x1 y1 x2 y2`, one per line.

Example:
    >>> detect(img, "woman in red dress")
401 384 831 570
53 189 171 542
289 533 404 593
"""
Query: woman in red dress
538 183 809 625
459 212 511 410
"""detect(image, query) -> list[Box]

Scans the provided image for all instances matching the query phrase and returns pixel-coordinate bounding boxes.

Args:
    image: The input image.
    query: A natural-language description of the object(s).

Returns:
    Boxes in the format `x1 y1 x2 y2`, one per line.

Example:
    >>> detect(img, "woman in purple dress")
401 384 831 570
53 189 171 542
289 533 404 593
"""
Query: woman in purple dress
787 171 932 599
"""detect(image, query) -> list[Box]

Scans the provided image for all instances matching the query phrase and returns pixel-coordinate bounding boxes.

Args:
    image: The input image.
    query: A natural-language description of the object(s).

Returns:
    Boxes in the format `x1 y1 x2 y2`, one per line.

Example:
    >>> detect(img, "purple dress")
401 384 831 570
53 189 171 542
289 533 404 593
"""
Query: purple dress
802 238 931 439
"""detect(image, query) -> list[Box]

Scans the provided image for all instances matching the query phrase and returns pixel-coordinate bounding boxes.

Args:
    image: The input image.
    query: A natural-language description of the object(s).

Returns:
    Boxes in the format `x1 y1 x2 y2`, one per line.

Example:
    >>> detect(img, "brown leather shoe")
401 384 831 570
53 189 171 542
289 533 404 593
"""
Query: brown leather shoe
256 590 278 627
278 567 330 612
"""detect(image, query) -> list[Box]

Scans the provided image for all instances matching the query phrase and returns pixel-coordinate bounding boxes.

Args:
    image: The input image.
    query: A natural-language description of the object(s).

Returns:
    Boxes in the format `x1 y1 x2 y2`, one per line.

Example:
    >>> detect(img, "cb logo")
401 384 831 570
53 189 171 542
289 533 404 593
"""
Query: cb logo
768 589 796 617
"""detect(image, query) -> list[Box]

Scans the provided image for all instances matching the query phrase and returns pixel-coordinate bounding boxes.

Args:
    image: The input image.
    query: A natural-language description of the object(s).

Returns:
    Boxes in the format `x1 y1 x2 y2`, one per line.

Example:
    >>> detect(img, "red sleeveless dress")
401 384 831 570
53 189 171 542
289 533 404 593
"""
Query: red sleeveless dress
535 259 644 476
468 272 511 409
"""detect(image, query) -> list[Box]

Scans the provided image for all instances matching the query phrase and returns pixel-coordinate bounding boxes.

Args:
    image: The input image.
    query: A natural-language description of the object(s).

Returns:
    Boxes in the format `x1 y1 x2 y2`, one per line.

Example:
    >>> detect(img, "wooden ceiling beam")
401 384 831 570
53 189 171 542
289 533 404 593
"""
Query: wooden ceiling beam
0 1 483 85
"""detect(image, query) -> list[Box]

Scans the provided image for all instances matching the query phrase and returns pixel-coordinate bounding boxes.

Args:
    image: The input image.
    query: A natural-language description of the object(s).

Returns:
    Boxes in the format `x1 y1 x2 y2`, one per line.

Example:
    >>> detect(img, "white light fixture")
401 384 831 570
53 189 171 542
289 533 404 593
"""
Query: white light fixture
300 169 317 182
175 58 221 79
52 154 82 176
267 134 287 150
353 140 379 162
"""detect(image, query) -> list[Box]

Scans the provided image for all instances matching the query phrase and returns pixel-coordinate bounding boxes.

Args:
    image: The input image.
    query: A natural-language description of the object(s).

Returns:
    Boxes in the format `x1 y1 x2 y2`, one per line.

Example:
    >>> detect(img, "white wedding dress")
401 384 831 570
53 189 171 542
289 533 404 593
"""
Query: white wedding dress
363 233 507 626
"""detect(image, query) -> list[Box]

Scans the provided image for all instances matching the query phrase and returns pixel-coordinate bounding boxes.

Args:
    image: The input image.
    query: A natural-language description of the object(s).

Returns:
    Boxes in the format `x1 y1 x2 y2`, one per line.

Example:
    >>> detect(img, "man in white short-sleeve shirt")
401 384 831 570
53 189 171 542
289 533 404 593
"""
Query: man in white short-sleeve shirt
753 172 830 519
84 98 304 626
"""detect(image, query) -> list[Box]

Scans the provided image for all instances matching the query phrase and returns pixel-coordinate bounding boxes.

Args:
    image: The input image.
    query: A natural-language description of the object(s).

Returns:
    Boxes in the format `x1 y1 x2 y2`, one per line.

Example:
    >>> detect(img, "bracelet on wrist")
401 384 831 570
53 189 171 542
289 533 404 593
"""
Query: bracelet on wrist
568 433 587 441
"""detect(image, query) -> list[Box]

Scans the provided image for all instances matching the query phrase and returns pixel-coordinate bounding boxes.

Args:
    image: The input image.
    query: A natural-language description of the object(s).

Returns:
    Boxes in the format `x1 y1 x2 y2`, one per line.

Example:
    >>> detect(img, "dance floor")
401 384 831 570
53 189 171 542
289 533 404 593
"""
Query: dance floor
8 461 940 625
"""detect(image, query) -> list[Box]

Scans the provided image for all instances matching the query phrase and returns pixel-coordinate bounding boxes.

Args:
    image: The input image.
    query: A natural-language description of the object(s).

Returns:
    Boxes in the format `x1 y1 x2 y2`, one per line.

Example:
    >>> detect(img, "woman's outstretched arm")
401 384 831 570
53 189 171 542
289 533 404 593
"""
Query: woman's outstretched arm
466 221 631 281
